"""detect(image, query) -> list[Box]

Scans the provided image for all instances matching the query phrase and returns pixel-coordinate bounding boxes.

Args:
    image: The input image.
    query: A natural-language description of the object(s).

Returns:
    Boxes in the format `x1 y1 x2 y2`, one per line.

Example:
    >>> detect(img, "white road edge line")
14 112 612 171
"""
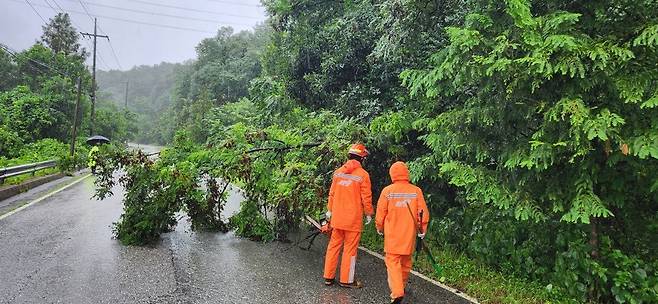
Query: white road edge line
0 173 92 221
358 246 480 304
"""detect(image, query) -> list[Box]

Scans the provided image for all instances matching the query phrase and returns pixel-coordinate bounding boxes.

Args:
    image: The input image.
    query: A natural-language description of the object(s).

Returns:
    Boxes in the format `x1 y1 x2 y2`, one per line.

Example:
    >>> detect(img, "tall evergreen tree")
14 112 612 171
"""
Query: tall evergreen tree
40 13 86 58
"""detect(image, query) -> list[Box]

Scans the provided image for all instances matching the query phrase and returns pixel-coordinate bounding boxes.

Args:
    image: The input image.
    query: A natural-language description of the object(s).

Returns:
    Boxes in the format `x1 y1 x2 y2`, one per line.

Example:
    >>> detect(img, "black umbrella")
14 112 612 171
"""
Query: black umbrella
86 135 110 145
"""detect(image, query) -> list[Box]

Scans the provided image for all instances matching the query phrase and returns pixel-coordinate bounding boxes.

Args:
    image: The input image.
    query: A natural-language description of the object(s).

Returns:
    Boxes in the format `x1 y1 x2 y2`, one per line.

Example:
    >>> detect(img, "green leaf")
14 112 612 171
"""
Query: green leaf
640 93 658 109
633 24 658 47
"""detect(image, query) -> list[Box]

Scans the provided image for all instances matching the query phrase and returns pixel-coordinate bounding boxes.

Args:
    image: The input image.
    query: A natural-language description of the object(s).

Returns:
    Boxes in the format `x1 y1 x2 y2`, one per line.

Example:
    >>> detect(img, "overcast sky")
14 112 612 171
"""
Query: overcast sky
1 0 267 71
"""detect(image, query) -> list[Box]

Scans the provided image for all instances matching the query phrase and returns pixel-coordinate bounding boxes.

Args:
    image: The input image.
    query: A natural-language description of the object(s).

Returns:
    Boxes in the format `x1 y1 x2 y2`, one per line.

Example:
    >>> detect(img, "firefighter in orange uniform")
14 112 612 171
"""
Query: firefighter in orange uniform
323 143 374 288
376 161 430 304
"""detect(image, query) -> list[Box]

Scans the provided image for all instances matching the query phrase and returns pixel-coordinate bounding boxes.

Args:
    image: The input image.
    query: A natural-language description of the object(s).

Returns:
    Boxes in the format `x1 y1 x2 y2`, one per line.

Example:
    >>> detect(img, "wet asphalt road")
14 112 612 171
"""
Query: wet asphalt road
0 176 470 303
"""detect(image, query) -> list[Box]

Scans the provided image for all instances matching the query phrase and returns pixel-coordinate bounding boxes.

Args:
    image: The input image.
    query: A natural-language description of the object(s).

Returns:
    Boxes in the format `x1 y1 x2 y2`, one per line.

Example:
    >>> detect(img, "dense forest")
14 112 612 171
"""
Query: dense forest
70 0 658 303
0 13 133 171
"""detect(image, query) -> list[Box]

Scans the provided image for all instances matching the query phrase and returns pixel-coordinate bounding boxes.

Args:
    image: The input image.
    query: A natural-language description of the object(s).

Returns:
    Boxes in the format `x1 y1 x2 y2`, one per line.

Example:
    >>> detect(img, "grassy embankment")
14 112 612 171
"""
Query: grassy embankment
360 224 572 304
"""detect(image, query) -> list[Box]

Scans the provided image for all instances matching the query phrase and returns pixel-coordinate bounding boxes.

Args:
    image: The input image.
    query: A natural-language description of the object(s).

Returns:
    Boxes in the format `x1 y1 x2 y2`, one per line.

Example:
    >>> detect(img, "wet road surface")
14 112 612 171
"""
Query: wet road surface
0 175 471 303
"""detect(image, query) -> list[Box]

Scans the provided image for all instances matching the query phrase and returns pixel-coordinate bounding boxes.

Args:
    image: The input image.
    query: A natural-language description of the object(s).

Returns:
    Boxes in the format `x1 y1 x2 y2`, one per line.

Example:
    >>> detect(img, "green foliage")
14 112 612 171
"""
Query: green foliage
94 104 138 143
401 0 658 302
92 140 229 245
0 86 56 142
0 125 22 158
0 138 72 184
39 13 87 58
167 26 271 144
229 200 274 242
360 224 569 304
203 102 366 241
57 138 90 173
17 138 68 161
0 50 18 91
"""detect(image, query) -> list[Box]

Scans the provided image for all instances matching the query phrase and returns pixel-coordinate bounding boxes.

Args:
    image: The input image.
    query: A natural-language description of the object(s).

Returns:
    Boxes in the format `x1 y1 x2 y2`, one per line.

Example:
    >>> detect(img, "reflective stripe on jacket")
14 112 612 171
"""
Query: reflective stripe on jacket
327 159 373 232
376 162 430 255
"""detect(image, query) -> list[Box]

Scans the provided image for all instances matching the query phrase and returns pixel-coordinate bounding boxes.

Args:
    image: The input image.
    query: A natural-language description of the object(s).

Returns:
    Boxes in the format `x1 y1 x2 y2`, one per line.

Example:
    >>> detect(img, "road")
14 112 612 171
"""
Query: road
0 168 470 303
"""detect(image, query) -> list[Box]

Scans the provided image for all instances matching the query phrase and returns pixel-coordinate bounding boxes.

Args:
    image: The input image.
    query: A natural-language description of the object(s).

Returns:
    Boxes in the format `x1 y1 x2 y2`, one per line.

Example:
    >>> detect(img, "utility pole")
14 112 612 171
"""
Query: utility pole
70 77 82 157
124 81 129 109
80 18 109 135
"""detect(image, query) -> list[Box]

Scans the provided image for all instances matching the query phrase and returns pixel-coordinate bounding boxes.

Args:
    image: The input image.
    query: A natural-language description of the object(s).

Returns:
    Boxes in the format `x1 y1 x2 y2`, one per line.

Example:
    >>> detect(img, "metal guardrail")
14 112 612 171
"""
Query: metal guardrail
0 160 58 184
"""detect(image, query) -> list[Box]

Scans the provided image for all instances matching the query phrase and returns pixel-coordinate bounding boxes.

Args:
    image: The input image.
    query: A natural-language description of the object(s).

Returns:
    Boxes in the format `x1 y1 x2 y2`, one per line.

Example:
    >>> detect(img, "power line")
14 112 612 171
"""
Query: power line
203 0 262 8
42 0 57 11
9 0 219 33
80 35 110 70
0 43 70 77
24 0 91 71
68 0 119 69
47 0 64 12
106 40 122 70
24 0 47 24
67 1 255 26
43 0 112 70
86 11 216 34
75 0 93 23
118 0 263 20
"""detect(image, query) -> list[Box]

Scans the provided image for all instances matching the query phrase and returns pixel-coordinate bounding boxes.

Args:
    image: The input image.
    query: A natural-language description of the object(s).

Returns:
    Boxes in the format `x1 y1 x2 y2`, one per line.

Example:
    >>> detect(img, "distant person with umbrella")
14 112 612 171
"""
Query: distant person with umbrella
87 135 110 173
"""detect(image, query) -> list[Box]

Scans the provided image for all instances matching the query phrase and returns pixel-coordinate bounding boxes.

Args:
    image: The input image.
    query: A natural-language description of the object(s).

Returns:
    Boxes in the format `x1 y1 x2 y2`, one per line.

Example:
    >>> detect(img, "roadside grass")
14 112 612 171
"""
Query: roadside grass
360 224 571 304
1 138 91 186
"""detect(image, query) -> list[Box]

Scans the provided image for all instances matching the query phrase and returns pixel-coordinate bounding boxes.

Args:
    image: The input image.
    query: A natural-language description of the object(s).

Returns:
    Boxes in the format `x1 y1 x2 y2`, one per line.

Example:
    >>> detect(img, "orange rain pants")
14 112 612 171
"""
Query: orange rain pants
323 228 361 284
376 161 430 299
385 253 413 299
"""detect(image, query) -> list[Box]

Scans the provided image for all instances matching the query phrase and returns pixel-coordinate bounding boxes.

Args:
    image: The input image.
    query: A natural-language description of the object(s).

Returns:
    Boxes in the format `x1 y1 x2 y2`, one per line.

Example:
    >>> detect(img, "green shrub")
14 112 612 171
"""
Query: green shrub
0 126 22 158
229 200 274 242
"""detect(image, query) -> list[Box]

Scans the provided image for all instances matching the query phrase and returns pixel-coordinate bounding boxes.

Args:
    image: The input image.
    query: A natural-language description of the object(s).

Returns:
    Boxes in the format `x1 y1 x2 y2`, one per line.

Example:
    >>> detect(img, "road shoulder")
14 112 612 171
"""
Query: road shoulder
0 171 92 219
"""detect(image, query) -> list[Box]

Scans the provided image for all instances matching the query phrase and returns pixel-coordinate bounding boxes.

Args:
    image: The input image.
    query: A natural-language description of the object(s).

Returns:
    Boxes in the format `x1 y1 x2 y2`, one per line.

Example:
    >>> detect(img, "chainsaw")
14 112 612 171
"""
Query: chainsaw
299 214 332 250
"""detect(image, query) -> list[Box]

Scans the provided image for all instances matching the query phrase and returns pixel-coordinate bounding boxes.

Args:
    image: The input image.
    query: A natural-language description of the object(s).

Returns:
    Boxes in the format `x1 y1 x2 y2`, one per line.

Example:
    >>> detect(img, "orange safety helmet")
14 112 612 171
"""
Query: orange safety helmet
348 143 369 158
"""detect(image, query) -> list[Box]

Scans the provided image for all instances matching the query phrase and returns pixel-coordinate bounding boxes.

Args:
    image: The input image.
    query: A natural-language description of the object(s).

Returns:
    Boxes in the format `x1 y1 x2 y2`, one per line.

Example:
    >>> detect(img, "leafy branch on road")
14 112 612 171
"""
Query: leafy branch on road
93 144 229 245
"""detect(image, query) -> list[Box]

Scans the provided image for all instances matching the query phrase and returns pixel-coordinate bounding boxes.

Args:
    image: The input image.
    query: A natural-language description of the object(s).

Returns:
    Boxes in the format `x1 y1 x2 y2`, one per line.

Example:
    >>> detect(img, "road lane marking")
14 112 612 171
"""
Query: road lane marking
358 246 480 304
0 173 92 221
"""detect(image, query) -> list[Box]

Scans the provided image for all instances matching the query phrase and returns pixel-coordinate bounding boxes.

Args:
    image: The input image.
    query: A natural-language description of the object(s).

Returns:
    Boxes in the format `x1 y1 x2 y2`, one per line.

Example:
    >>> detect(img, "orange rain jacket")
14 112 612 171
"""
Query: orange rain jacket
327 159 374 232
376 162 430 255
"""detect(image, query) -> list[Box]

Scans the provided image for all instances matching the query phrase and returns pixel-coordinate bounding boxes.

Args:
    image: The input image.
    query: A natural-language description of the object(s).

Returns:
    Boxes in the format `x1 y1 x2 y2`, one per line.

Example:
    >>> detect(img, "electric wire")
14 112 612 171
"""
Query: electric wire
24 0 48 24
203 0 262 8
70 0 121 70
72 0 263 20
105 39 123 70
43 0 111 70
0 43 70 77
67 1 255 26
76 0 93 23
48 0 65 12
8 0 220 33
42 0 111 70
18 0 84 75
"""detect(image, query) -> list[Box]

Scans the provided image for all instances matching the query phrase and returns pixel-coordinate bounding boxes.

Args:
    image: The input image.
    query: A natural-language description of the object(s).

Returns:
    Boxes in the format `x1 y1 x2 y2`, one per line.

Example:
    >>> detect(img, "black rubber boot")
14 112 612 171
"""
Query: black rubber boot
324 278 335 286
391 296 404 304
